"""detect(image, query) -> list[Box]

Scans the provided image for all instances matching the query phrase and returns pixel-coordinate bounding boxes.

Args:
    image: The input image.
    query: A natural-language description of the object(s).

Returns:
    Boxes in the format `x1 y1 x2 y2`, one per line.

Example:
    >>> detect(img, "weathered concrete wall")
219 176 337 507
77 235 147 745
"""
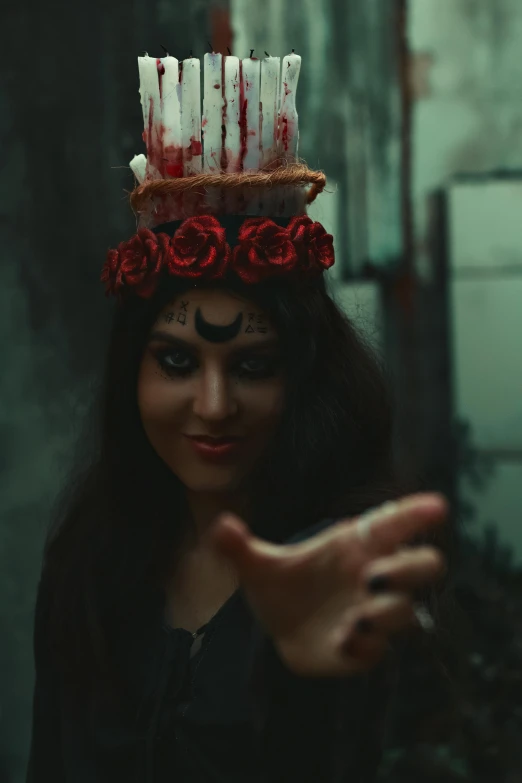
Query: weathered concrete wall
409 0 522 276
409 0 522 562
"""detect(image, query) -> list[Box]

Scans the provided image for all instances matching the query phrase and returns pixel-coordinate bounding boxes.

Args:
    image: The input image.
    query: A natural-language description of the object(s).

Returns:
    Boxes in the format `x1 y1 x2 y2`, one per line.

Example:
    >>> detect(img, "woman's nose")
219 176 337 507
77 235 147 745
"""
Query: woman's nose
192 368 238 422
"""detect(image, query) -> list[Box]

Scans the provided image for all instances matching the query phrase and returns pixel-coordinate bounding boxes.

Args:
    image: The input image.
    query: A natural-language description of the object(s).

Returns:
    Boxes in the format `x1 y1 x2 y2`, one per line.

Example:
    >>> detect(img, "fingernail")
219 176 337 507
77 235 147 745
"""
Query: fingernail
356 617 374 634
358 501 398 525
341 637 356 656
367 574 389 593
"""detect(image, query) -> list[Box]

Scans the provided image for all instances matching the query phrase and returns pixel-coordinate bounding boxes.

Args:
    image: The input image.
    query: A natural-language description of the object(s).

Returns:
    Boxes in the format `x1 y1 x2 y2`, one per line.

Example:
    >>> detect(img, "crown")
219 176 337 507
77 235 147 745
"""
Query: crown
102 49 334 298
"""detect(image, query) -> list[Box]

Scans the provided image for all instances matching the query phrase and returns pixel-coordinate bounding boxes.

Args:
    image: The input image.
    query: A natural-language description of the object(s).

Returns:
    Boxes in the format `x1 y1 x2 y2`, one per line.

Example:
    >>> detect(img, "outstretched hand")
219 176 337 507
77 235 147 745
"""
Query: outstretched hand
207 494 447 677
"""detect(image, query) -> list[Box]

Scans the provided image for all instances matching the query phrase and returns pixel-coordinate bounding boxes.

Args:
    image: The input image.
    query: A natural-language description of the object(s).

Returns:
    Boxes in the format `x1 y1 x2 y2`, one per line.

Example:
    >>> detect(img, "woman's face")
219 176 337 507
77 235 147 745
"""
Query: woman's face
137 287 285 494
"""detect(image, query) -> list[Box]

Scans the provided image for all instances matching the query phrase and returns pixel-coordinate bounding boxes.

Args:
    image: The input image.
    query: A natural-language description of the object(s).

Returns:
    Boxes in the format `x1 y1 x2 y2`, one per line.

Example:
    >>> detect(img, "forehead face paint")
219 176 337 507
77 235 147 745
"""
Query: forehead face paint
194 307 243 343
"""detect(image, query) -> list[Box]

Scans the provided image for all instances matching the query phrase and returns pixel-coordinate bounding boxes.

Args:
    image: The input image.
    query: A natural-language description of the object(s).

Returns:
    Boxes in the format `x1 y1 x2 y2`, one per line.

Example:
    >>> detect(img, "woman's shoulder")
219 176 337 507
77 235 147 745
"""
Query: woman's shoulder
32 564 56 664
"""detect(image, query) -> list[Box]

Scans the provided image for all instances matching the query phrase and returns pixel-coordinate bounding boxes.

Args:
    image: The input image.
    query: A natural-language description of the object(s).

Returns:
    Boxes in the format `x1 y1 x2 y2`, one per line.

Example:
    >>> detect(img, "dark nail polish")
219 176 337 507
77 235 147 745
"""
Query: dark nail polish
356 617 374 634
341 637 357 656
367 574 390 593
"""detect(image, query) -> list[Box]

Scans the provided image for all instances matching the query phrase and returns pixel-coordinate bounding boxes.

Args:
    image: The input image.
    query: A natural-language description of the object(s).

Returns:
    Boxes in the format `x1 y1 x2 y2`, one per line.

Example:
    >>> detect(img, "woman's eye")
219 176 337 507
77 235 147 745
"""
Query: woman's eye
165 352 191 368
154 349 194 374
237 357 276 377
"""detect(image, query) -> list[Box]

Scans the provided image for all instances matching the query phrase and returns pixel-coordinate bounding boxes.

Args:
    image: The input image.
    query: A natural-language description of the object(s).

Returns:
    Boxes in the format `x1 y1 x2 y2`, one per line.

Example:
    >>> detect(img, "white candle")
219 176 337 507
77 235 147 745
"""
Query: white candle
241 57 261 214
181 57 202 176
260 56 280 169
260 55 281 214
278 52 301 161
278 52 302 215
241 57 261 171
159 55 182 178
130 153 147 184
223 56 241 172
138 55 163 179
181 57 202 215
203 53 224 172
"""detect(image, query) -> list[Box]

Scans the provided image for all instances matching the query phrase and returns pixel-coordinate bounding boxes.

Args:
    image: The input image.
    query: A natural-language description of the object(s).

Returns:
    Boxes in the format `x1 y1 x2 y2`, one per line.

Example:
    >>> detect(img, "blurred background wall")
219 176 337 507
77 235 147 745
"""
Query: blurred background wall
1 0 522 780
408 0 522 567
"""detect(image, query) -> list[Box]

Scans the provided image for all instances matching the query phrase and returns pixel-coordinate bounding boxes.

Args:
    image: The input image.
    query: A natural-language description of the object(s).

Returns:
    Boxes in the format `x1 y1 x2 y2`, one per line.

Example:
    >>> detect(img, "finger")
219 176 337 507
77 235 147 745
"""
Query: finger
362 546 446 593
207 513 289 578
352 593 415 636
340 629 389 671
351 493 448 556
206 512 250 553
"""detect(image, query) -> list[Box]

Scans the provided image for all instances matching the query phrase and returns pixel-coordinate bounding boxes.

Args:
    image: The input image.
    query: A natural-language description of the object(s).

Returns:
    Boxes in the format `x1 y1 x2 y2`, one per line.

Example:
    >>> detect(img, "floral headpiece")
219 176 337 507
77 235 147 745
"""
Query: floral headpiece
102 214 334 299
103 50 335 298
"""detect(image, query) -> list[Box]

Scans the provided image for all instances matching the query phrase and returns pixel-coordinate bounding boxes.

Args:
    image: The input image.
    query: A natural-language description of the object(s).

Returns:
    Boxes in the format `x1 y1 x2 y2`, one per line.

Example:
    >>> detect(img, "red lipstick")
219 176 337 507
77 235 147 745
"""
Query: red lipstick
184 435 243 461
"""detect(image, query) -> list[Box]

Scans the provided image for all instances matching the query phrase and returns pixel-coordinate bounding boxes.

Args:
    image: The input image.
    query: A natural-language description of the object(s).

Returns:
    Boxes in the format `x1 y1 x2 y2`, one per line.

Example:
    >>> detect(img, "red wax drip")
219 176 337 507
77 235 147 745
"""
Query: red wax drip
259 100 263 157
146 96 154 155
157 59 165 101
164 144 183 178
145 95 167 176
281 115 289 152
186 138 202 160
221 55 228 171
239 60 248 170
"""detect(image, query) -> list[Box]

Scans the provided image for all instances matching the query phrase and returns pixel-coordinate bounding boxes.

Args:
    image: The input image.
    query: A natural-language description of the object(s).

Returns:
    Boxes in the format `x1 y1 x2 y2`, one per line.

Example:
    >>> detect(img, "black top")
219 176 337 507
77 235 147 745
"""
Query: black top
26 519 396 783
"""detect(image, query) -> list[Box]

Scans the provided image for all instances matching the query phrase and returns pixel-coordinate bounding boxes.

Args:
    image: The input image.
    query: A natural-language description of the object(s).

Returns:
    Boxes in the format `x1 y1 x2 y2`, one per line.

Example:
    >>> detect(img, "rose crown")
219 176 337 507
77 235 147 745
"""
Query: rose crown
102 215 335 298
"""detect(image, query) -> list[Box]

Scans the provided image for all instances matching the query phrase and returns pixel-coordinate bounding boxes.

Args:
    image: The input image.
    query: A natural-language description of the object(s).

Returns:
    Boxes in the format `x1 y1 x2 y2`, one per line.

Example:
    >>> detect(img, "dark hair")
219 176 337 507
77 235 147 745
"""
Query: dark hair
40 272 426 709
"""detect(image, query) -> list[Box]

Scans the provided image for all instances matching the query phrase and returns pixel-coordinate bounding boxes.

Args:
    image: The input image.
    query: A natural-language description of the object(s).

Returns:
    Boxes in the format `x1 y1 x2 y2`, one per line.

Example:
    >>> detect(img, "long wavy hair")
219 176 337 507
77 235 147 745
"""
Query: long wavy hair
38 272 446 712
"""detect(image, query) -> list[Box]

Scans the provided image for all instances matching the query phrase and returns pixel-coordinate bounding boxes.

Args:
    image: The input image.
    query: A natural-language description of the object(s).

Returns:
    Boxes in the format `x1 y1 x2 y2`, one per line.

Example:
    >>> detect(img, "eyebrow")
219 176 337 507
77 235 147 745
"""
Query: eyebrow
147 330 279 355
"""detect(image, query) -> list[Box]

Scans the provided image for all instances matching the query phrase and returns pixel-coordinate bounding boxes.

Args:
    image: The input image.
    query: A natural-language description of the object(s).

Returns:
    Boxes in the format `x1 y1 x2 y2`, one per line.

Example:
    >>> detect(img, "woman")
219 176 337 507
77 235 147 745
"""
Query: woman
27 215 448 783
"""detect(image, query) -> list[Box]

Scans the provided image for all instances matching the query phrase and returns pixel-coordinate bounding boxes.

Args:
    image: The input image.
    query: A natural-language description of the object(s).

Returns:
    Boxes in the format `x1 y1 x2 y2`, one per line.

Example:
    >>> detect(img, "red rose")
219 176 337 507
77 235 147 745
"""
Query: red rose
101 228 167 298
232 218 298 283
168 215 231 279
288 216 335 273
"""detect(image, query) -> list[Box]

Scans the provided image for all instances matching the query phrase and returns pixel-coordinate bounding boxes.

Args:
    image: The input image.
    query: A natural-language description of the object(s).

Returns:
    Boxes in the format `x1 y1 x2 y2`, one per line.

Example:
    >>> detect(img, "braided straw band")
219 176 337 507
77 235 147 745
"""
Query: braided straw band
101 214 335 299
129 163 327 219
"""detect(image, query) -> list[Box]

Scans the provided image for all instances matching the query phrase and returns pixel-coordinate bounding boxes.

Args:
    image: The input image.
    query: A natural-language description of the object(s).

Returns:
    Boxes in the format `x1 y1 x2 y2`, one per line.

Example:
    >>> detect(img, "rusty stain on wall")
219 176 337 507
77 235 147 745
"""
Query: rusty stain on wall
409 52 434 100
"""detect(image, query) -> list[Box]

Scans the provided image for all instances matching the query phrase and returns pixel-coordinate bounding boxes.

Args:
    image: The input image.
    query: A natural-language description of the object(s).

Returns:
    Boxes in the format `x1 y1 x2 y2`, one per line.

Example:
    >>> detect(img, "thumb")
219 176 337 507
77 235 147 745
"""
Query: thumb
207 512 251 559
207 513 285 575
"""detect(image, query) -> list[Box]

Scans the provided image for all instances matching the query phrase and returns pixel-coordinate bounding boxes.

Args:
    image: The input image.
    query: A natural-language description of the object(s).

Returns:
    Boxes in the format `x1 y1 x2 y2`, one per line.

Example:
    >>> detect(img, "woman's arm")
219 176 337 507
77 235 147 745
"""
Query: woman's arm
245 519 396 783
26 572 65 783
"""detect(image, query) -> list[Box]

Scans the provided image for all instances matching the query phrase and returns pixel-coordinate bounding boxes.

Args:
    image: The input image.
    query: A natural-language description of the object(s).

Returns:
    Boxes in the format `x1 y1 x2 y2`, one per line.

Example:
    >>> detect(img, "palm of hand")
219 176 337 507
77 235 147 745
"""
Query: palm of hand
208 494 447 678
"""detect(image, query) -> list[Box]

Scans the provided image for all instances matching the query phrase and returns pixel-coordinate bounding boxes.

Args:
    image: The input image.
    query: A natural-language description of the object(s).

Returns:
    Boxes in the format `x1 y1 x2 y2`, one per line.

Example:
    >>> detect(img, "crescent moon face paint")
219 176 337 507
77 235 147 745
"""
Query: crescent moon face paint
194 307 243 343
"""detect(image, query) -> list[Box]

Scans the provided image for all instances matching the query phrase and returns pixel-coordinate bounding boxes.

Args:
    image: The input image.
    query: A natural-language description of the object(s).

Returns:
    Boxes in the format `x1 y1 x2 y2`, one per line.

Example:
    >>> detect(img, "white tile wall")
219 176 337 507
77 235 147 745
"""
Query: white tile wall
450 277 522 451
449 181 522 273
460 461 522 568
448 178 522 565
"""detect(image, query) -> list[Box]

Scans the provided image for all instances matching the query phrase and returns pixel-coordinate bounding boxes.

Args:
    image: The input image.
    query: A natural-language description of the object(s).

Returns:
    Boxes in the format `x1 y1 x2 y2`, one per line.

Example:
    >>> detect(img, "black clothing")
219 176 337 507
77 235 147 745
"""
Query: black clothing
26 519 395 782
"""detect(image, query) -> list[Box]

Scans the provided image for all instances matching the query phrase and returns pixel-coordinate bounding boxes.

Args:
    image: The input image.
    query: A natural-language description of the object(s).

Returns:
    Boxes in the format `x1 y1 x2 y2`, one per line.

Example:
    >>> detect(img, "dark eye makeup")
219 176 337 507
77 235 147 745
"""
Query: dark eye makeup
149 344 280 380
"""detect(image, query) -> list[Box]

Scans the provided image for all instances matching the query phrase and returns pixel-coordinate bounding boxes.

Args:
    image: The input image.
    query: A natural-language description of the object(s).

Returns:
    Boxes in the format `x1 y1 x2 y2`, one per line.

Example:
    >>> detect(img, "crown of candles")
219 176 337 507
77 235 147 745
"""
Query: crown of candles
130 48 307 226
101 48 334 298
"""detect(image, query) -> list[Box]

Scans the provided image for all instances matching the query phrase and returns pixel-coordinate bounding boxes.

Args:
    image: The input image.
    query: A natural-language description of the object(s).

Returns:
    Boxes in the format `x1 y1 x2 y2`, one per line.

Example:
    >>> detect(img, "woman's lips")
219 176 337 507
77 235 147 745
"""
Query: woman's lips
184 435 244 461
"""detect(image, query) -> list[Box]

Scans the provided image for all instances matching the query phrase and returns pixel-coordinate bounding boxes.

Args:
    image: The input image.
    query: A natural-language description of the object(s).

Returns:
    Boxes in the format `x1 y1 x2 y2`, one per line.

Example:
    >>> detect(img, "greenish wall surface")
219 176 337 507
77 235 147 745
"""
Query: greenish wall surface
409 0 522 563
409 0 522 276
1 3 220 780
